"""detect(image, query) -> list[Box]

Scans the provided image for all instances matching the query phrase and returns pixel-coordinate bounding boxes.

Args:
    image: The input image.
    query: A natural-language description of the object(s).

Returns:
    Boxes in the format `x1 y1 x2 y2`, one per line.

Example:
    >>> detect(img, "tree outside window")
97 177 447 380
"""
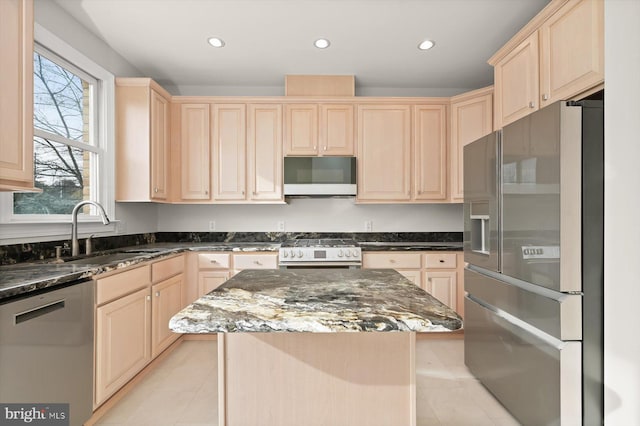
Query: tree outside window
14 48 100 215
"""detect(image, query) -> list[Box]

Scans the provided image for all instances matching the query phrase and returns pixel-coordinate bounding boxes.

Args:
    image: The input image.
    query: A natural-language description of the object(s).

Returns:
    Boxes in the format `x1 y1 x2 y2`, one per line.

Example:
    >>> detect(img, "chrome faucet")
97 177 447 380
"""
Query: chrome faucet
71 201 111 256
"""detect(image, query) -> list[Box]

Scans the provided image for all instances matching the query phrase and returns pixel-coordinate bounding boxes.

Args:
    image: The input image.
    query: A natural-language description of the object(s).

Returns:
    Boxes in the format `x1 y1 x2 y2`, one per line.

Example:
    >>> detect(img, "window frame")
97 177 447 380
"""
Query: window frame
0 23 116 241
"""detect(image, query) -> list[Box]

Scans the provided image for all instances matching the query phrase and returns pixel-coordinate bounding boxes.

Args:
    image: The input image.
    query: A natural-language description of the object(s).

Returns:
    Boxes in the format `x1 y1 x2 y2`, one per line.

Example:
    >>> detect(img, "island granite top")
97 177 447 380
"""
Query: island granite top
169 268 463 333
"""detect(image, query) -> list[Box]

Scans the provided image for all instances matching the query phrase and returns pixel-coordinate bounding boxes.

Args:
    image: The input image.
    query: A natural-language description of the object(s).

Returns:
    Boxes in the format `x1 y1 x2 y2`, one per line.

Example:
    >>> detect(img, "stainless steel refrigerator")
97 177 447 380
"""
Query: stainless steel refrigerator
463 99 603 425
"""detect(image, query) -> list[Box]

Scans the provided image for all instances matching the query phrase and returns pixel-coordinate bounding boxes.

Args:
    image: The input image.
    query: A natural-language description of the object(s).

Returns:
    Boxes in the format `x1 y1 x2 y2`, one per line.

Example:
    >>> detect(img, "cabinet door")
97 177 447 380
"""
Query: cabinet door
150 89 170 200
424 270 457 311
319 104 354 155
198 271 230 297
450 89 493 202
95 287 151 406
398 270 423 288
180 104 210 200
0 0 34 190
414 105 447 201
213 104 246 200
357 105 411 201
494 32 539 128
284 104 318 155
539 0 604 107
151 274 184 358
247 104 283 201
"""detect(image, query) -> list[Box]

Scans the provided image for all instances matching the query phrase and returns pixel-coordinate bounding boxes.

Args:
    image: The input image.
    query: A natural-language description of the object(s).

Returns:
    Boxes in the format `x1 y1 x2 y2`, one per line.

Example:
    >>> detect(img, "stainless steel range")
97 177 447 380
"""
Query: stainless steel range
278 239 361 268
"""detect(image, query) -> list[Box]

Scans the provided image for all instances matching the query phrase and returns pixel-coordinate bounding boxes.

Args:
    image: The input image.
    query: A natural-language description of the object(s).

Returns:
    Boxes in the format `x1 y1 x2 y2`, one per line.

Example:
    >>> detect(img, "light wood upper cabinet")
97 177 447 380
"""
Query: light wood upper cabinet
284 104 318 155
116 78 172 201
0 0 35 191
357 105 412 202
179 104 210 200
450 87 494 202
247 104 283 201
493 32 540 128
150 89 170 200
319 104 355 155
539 0 604 107
212 104 247 201
284 103 355 156
414 105 447 201
491 0 604 128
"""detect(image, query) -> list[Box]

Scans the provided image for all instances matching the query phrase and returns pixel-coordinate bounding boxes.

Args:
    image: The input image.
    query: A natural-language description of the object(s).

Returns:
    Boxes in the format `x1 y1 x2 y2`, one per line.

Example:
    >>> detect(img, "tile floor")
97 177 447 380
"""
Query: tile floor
95 337 520 426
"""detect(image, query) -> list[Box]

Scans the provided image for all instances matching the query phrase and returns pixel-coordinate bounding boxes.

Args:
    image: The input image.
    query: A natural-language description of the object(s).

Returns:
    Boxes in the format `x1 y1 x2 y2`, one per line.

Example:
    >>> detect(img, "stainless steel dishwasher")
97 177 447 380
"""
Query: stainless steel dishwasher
0 280 94 426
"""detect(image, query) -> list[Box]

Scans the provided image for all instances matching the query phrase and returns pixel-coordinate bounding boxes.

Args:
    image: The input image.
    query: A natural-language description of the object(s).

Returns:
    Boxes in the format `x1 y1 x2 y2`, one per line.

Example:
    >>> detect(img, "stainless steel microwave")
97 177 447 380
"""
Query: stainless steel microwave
283 157 357 196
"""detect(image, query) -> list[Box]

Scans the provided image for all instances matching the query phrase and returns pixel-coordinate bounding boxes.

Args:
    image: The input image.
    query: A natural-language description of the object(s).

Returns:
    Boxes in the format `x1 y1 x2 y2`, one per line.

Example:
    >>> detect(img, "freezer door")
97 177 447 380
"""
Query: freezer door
464 131 500 272
465 267 581 341
501 102 582 292
464 295 581 426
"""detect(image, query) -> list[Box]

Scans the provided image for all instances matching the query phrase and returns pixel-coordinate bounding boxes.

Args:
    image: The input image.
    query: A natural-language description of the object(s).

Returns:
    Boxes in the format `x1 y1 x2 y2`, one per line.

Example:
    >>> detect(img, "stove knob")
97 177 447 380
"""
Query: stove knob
297 250 303 258
352 249 359 257
345 251 351 258
282 251 288 258
337 249 343 257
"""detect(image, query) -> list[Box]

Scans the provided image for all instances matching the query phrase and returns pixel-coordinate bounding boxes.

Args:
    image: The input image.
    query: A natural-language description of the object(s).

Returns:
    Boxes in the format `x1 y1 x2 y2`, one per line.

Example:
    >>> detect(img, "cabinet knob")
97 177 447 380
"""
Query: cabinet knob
529 101 535 108
146 295 151 301
205 190 208 195
313 146 317 151
254 260 262 265
323 146 327 151
210 260 218 264
439 259 445 263
154 187 159 193
390 259 396 264
542 94 549 101
155 291 160 297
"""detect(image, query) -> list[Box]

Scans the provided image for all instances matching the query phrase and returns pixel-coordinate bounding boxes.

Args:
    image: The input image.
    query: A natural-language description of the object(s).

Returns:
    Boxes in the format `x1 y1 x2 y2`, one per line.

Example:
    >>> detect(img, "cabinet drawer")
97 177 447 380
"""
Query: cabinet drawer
151 255 183 282
96 265 151 306
198 253 231 269
363 252 421 269
233 253 278 270
424 253 457 269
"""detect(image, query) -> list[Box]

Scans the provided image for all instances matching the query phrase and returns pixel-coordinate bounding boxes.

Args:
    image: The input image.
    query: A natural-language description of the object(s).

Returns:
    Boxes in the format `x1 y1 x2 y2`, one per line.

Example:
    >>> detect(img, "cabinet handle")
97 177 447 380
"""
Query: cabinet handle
313 146 317 151
205 190 208 195
210 260 218 264
439 259 445 263
542 94 549 101
323 146 327 151
154 187 159 193
155 291 160 297
241 190 245 195
390 259 396 264
254 260 262 265
529 101 535 108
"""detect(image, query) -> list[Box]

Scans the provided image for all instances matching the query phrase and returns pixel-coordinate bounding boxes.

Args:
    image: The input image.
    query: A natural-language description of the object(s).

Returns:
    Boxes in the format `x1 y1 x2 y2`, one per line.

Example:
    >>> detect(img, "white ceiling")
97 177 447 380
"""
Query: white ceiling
53 0 550 96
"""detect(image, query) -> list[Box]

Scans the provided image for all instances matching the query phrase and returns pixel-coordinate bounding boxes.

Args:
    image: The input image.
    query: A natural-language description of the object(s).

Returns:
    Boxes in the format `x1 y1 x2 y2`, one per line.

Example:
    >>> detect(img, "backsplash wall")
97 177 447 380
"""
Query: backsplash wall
156 199 463 233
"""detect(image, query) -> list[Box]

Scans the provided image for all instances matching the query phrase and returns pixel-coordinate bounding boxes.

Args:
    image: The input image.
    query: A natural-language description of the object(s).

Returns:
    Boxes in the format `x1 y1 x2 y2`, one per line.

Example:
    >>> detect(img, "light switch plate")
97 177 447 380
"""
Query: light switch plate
209 221 216 231
364 220 373 232
277 221 285 231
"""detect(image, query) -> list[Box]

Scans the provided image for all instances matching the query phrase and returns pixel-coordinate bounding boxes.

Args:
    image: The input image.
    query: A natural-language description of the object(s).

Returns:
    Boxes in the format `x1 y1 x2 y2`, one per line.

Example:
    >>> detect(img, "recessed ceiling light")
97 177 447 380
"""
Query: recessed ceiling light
207 37 225 48
418 39 435 51
314 38 331 49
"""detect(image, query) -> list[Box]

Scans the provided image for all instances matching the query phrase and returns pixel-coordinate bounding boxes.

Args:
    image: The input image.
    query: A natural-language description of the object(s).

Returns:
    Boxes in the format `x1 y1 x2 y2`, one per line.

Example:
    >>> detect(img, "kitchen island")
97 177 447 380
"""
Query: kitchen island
170 268 462 426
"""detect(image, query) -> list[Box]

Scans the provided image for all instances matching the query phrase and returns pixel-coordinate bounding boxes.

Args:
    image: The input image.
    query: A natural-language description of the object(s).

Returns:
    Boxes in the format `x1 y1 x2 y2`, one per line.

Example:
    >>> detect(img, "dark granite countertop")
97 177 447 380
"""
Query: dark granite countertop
0 240 461 304
169 269 462 333
0 242 279 303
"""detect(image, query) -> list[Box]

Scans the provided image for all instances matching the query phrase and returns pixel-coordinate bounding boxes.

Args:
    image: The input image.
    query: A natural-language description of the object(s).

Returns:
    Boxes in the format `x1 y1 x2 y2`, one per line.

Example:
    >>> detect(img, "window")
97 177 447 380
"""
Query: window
13 46 103 217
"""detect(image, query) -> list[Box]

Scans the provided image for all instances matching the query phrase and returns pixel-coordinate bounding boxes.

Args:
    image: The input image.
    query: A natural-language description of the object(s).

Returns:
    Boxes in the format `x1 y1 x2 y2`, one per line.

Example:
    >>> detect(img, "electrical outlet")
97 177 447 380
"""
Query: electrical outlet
209 221 216 231
277 221 285 232
364 220 373 232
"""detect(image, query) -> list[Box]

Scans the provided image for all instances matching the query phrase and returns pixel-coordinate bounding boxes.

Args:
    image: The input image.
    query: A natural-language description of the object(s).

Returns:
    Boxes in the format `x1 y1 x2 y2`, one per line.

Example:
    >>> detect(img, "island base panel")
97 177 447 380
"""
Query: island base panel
218 332 416 426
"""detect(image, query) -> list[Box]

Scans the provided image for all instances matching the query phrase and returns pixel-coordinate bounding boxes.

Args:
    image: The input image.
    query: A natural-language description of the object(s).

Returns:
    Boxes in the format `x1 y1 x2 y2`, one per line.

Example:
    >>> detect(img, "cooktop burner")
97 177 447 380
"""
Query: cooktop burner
280 238 359 248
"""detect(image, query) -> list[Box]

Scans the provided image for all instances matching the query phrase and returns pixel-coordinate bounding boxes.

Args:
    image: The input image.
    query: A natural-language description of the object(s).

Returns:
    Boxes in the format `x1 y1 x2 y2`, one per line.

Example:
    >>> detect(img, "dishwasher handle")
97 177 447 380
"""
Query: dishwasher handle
14 299 66 325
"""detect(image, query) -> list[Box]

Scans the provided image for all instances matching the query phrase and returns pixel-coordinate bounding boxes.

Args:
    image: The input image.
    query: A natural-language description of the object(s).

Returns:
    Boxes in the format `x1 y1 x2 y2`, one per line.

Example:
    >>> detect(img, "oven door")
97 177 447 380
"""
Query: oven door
279 262 361 270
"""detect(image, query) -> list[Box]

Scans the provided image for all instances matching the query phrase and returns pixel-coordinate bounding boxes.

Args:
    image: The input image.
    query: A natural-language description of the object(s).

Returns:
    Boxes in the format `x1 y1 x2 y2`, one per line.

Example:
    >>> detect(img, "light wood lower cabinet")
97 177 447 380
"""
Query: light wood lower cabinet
94 255 185 408
232 252 279 276
362 251 463 316
151 273 184 358
94 266 151 408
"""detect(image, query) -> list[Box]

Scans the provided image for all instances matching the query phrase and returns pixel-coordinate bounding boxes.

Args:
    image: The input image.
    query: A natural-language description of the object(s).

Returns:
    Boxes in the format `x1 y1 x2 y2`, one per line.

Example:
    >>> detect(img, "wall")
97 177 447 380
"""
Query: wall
604 1 640 424
157 199 462 233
